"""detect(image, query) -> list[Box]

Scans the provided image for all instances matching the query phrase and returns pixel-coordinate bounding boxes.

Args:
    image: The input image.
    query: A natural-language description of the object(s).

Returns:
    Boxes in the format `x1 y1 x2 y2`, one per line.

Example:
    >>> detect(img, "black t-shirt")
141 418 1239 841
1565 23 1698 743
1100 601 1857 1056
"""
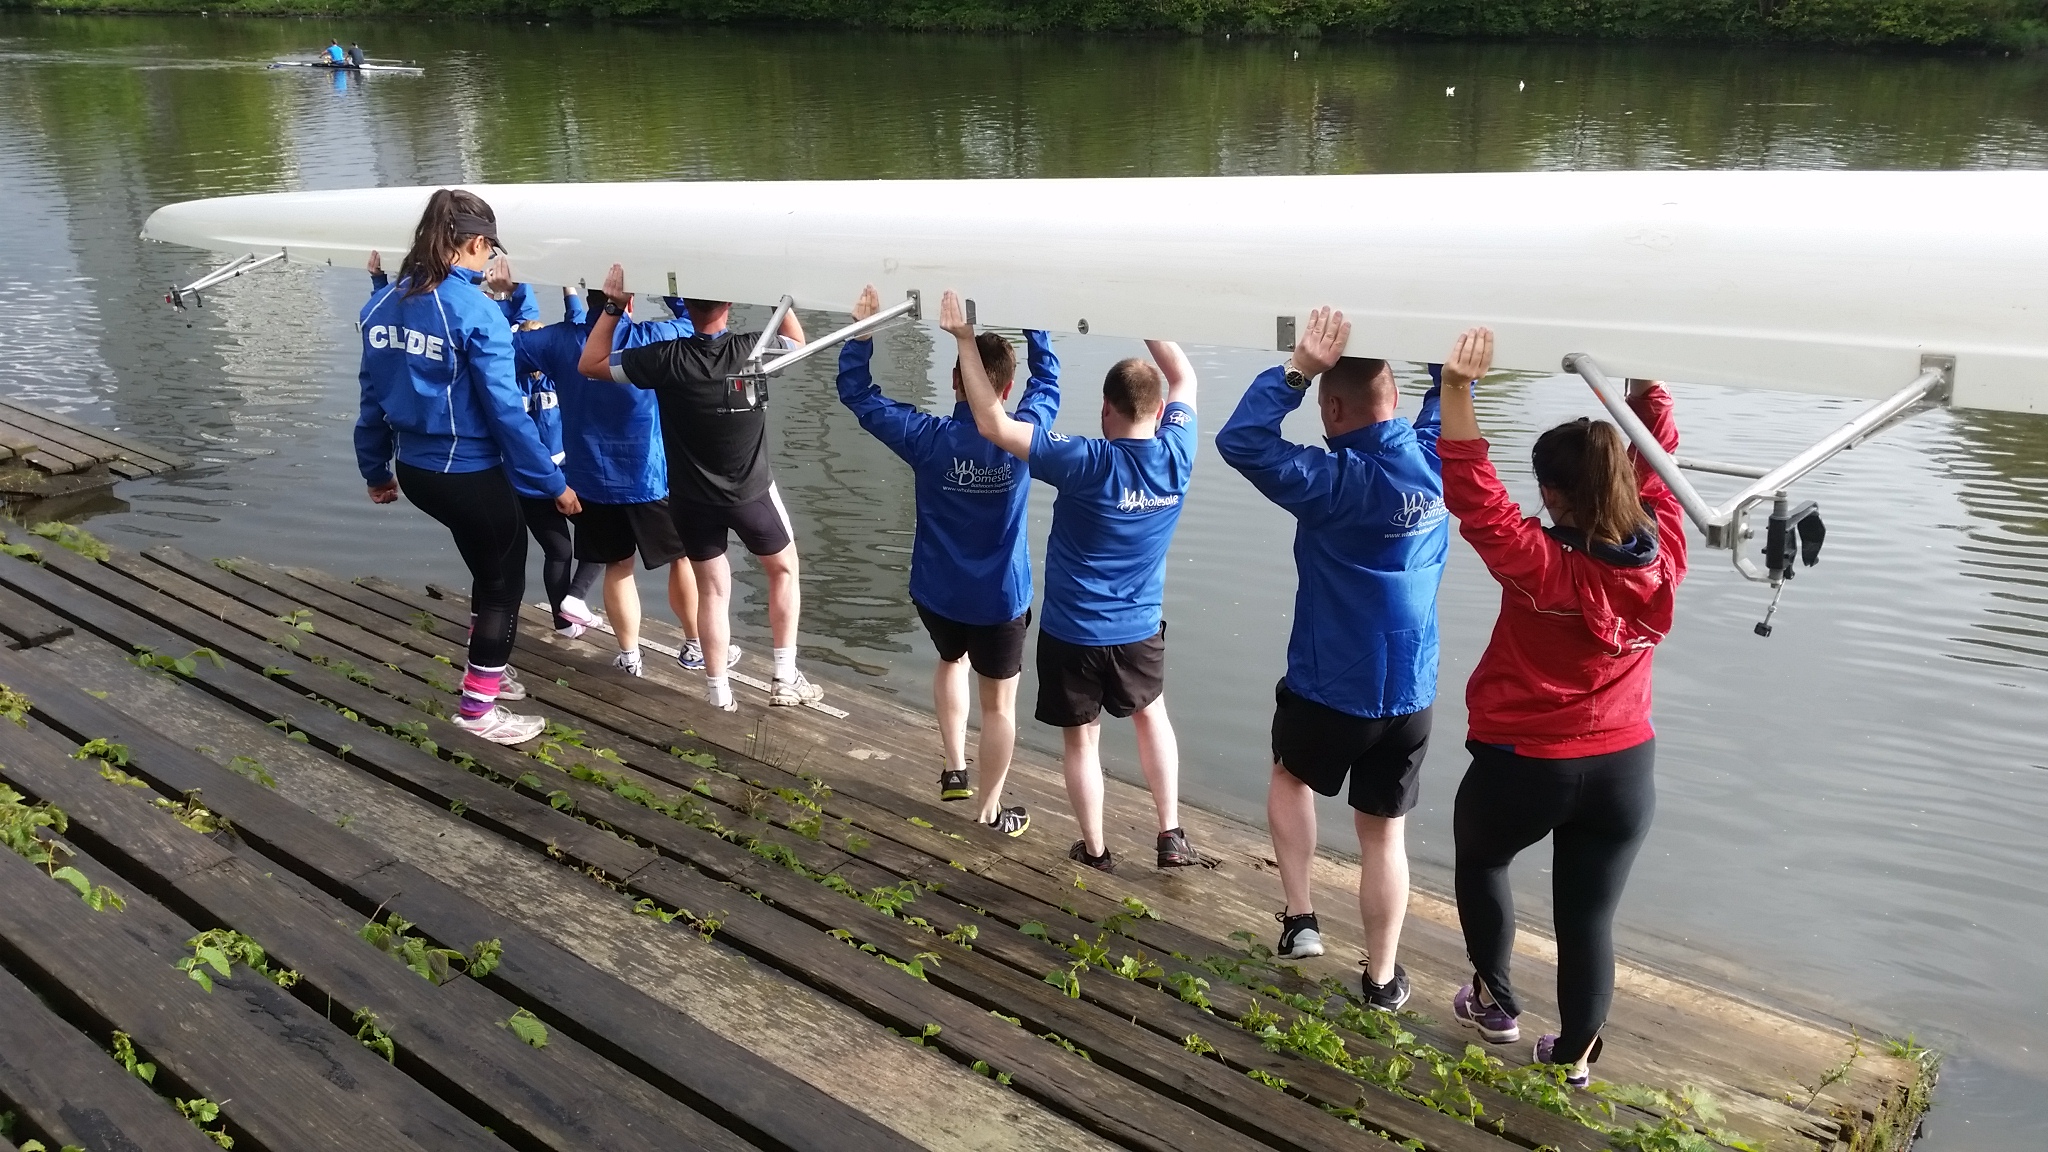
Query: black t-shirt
616 330 792 507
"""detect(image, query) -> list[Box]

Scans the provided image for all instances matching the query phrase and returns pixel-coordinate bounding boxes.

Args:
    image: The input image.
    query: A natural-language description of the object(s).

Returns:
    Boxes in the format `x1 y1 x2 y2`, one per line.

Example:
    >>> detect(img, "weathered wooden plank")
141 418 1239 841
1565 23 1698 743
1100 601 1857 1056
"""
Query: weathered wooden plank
0 643 929 1152
0 400 188 471
0 963 223 1152
0 834 500 1152
0 614 1252 1152
0 585 74 650
0 720 757 1152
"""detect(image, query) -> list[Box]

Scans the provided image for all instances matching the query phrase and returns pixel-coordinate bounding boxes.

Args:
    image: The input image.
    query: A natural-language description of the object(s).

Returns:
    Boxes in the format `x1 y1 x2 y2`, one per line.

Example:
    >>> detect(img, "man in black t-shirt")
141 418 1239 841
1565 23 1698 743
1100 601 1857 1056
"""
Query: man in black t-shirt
577 264 823 712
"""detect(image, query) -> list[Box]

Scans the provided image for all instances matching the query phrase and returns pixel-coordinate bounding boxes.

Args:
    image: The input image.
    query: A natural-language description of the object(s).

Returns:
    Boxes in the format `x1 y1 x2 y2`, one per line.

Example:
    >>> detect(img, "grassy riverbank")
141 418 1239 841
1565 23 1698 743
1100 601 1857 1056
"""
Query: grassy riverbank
7 0 2046 50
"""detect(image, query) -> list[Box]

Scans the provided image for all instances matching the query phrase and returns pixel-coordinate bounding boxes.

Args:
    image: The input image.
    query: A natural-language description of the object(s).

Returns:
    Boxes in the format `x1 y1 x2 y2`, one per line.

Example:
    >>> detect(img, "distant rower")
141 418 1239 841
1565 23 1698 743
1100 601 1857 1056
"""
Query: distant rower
325 40 346 66
348 43 365 68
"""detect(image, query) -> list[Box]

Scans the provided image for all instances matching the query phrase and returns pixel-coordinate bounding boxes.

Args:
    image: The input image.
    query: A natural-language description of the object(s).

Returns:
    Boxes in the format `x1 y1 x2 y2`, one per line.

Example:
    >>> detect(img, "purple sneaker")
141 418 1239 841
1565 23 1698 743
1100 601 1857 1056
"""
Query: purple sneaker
1453 984 1520 1044
1534 1034 1601 1088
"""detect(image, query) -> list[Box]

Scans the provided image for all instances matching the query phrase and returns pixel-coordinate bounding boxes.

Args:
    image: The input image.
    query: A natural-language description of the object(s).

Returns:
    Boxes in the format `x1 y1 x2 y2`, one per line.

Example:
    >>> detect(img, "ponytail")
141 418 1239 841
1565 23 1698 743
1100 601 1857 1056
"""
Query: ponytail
397 189 498 297
1530 418 1651 547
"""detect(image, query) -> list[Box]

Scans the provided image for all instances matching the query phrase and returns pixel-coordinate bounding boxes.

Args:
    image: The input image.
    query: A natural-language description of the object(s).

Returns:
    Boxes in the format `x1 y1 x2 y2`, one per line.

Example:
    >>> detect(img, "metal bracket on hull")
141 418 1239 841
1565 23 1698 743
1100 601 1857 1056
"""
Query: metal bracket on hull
756 291 921 377
165 250 286 309
1565 352 1953 633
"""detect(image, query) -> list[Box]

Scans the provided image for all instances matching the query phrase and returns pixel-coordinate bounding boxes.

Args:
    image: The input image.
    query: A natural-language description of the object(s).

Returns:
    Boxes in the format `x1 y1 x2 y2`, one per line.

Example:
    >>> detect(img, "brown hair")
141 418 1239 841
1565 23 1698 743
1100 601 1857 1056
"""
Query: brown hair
1103 358 1164 421
1320 357 1392 402
1531 418 1651 547
398 189 497 297
975 333 1016 385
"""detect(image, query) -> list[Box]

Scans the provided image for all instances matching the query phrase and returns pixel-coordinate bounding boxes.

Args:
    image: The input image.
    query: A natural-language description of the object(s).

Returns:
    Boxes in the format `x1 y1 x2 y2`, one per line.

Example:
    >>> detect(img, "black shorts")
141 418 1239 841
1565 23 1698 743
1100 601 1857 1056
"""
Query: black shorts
672 485 794 562
917 603 1030 679
1271 682 1431 818
574 499 688 568
1034 624 1166 728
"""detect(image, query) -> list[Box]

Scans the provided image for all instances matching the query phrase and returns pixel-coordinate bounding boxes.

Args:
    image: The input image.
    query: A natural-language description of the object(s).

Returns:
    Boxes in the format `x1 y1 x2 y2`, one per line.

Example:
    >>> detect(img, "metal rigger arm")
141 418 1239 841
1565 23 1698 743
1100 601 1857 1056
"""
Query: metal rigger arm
166 250 287 309
1563 352 1955 635
748 291 923 376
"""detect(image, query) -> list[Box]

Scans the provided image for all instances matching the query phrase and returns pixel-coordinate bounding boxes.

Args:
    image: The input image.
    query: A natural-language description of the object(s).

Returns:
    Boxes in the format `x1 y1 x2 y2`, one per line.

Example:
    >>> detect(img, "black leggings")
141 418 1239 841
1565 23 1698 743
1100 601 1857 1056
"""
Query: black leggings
520 497 601 628
1453 738 1656 1063
397 463 526 670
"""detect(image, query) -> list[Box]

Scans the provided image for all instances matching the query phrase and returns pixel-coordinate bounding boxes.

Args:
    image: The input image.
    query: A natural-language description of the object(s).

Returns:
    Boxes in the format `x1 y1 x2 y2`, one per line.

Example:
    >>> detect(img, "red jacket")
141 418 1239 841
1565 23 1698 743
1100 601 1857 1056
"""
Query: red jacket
1438 386 1687 758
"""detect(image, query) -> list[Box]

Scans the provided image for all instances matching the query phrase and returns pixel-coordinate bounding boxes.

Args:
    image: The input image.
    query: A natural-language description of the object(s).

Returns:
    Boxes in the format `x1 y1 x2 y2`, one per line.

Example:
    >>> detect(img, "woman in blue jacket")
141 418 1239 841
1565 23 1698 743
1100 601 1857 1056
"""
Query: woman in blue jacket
356 189 579 745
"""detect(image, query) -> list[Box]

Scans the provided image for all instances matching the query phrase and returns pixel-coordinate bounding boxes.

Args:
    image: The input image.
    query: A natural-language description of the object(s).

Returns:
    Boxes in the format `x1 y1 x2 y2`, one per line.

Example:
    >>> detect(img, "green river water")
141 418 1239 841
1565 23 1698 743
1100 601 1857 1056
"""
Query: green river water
3 14 2047 1145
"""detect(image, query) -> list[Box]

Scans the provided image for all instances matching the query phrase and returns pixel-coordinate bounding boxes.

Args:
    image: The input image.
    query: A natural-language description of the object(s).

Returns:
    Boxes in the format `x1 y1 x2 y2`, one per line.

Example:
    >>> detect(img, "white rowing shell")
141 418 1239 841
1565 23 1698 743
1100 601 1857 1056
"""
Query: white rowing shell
141 171 2048 413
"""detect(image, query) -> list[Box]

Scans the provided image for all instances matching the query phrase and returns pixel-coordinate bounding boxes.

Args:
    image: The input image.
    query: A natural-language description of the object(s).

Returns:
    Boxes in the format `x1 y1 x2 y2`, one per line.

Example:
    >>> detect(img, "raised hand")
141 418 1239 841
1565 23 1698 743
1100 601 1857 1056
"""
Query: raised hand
1292 306 1351 377
1441 327 1495 388
366 250 383 276
938 290 974 339
484 254 514 297
853 283 880 323
602 263 631 307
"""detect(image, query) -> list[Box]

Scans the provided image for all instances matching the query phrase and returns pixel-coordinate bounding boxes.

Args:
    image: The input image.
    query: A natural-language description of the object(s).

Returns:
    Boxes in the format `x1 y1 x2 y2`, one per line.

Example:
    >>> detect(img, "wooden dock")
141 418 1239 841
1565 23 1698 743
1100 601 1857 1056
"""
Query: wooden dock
0 398 186 507
0 533 1934 1152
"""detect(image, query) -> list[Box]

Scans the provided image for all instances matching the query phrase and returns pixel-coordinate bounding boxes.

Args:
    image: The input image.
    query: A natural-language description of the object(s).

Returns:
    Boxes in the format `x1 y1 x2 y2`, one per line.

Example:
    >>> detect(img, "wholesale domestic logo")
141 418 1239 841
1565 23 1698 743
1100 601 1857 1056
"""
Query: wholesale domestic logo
1164 409 1190 426
1390 490 1449 536
1117 488 1182 513
944 457 1017 492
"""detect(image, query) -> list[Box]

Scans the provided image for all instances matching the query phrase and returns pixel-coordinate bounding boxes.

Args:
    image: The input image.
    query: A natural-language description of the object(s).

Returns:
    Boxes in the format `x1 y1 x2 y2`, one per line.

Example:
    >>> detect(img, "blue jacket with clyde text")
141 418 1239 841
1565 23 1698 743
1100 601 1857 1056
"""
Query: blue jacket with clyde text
355 265 565 498
1216 366 1447 719
836 331 1060 625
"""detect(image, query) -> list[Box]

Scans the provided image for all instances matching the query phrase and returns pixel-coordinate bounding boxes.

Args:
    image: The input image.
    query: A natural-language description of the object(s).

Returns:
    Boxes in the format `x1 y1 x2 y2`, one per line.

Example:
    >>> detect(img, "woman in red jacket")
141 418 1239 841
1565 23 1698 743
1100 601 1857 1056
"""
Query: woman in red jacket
1433 328 1687 1086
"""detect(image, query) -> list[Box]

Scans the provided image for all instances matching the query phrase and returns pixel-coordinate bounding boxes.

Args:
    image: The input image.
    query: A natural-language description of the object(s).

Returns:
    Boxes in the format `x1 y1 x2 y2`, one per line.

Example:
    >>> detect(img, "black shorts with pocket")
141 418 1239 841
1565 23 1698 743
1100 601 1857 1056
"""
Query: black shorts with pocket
1034 623 1166 728
917 603 1030 680
1271 681 1431 818
672 484 794 562
574 499 688 568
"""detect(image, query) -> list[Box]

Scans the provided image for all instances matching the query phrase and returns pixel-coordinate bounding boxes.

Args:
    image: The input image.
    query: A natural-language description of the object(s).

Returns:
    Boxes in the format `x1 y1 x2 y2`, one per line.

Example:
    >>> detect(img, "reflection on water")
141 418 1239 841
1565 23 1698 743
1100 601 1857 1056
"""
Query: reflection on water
5 14 2048 1144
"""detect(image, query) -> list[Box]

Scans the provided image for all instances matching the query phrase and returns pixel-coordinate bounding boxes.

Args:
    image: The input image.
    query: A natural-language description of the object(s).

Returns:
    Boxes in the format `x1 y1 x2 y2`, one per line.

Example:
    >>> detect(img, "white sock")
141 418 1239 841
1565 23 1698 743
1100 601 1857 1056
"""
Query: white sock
616 646 641 668
772 646 796 680
706 674 732 708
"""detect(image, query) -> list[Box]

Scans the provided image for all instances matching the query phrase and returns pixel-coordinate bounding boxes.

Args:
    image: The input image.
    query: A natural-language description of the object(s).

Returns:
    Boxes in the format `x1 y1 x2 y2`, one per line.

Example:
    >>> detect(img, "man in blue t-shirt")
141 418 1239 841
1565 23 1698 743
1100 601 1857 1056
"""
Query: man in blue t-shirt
1217 306 1448 1012
837 285 1061 837
940 291 1199 874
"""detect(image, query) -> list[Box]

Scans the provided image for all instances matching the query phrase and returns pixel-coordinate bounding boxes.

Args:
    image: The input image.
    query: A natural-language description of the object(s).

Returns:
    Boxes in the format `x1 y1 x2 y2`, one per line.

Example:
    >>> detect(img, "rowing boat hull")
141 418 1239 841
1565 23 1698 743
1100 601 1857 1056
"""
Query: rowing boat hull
141 172 2048 412
267 60 424 75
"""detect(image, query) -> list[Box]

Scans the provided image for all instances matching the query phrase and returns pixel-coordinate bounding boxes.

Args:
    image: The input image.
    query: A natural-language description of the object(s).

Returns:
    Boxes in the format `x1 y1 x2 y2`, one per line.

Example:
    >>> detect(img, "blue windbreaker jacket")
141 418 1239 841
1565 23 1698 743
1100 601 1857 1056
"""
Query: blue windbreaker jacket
1216 366 1448 719
836 331 1060 625
355 266 565 498
514 301 690 505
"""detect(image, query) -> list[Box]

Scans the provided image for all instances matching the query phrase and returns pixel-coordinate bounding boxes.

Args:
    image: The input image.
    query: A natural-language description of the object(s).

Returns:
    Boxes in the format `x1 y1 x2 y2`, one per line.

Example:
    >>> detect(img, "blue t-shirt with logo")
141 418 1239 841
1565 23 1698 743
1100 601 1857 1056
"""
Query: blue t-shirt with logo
1031 402 1197 646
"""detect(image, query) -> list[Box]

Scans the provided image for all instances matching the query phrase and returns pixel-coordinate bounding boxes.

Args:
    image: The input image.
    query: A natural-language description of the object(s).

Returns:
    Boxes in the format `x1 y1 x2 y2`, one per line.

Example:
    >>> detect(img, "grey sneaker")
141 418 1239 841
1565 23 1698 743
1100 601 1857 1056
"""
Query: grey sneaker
498 667 527 702
613 649 643 677
452 706 545 746
1454 983 1519 1042
769 670 823 707
1275 911 1325 959
985 805 1030 837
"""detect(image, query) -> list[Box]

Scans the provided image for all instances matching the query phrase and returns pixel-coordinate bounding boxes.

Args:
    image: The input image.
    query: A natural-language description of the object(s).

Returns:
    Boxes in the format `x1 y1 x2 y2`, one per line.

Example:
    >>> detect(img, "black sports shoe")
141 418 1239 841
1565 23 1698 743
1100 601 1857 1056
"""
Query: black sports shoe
1156 827 1198 868
1360 961 1412 1011
1275 910 1325 959
938 769 973 801
986 805 1030 837
1068 839 1115 873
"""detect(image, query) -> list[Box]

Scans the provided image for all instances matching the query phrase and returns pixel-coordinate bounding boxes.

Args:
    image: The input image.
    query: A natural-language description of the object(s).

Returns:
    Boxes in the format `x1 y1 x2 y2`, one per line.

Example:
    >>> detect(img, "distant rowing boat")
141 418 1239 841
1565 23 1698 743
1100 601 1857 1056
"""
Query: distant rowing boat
267 59 424 76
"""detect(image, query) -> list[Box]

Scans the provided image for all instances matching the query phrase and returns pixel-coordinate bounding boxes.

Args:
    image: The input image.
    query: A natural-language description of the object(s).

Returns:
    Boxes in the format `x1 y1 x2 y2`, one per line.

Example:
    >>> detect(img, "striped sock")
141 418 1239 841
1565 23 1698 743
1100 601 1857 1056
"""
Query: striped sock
460 665 504 719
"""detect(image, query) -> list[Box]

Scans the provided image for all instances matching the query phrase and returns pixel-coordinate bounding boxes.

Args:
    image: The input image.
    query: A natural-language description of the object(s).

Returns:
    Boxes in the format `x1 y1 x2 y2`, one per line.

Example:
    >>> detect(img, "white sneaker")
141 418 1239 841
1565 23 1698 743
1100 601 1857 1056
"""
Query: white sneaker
677 641 742 673
498 668 527 702
556 622 588 641
452 706 545 745
613 649 643 677
558 596 599 628
769 670 823 707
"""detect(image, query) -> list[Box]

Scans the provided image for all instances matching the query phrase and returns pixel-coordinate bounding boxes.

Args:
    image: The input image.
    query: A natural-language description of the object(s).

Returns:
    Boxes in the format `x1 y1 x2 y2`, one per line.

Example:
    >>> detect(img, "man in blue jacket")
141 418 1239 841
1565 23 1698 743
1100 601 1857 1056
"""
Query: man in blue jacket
836 285 1059 835
516 291 729 677
941 291 1200 873
1216 306 1446 1011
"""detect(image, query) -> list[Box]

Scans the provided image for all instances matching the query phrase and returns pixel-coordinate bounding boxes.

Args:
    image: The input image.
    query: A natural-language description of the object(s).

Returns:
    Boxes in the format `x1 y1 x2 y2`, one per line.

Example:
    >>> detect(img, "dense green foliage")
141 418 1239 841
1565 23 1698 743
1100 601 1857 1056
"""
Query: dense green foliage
8 0 2047 49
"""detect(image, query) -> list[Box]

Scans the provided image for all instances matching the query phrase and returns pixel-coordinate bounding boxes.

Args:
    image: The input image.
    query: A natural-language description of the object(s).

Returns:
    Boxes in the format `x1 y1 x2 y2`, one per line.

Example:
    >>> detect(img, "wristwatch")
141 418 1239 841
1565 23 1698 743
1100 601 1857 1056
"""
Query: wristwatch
1282 359 1311 391
603 300 624 316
